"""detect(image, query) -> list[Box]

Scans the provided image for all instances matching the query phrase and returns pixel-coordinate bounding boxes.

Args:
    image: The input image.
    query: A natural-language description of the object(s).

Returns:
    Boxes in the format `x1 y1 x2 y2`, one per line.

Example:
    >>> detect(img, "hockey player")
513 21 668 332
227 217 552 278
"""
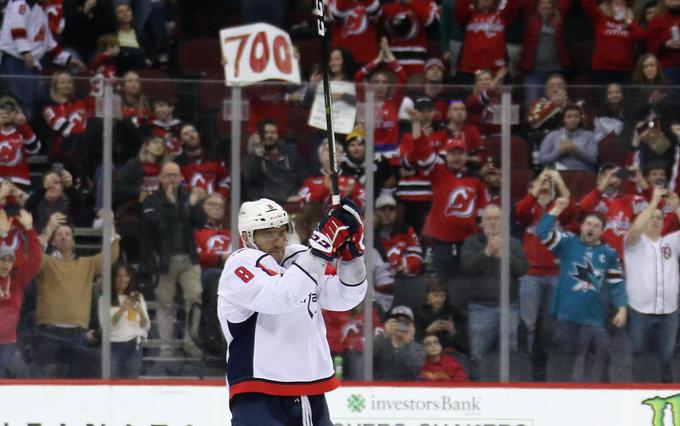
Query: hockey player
218 198 367 424
537 197 627 382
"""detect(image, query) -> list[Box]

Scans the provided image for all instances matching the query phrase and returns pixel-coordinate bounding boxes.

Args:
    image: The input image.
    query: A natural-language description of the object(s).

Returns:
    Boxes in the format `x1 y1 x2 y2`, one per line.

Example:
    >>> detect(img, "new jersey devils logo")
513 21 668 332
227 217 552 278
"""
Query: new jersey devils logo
207 235 230 255
343 7 368 37
445 186 476 218
0 140 22 167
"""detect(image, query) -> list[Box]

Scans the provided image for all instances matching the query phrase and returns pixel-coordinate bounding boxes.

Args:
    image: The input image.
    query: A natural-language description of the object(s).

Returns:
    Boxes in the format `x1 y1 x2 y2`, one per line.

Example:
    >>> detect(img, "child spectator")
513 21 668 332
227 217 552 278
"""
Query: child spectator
150 98 182 158
415 279 462 352
0 209 40 378
381 0 439 75
583 0 645 84
99 262 149 378
537 103 598 171
0 97 40 188
454 0 520 84
87 34 120 112
418 334 468 382
375 194 423 277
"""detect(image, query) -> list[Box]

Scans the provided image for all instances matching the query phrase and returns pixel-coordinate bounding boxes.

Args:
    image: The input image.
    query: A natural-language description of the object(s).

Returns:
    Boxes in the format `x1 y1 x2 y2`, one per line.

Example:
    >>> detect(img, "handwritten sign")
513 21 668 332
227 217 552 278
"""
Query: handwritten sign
220 23 301 86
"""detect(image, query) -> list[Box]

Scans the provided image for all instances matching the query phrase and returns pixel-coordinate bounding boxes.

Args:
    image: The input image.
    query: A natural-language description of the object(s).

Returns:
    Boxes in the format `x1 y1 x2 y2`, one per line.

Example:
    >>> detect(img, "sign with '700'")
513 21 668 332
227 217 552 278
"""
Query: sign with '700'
220 23 301 86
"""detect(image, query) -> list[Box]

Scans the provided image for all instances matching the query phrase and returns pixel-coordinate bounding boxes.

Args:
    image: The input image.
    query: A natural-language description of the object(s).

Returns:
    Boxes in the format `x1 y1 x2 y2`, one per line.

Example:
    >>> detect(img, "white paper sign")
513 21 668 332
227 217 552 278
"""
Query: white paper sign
220 23 301 86
308 81 357 134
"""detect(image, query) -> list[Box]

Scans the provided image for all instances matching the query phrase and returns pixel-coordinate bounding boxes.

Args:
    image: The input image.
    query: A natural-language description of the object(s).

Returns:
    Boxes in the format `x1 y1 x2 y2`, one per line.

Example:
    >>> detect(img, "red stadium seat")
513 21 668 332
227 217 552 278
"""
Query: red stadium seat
485 135 531 170
177 38 223 77
511 169 534 201
560 170 597 201
136 69 176 104
597 133 626 166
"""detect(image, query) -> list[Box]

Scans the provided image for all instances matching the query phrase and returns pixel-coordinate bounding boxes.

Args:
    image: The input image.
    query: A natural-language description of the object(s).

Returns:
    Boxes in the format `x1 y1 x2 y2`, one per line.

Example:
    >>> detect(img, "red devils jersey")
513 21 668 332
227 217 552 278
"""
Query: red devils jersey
580 189 647 257
151 118 182 157
179 156 231 199
246 86 288 136
515 194 577 276
140 162 161 194
355 60 407 164
329 0 381 65
298 174 364 209
404 136 487 242
378 225 423 276
43 100 88 137
455 0 520 73
85 53 117 114
0 124 40 186
381 0 439 75
194 226 231 270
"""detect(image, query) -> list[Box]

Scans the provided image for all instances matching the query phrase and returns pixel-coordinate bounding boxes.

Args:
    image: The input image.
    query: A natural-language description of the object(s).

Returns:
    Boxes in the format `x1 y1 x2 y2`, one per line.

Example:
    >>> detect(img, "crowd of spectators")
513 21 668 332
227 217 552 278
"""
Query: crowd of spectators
0 0 679 383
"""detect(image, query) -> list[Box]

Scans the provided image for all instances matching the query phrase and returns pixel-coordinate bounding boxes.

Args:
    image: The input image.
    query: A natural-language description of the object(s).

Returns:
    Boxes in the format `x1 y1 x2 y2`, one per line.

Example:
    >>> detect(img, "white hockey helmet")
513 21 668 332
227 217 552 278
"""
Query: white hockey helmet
238 198 289 247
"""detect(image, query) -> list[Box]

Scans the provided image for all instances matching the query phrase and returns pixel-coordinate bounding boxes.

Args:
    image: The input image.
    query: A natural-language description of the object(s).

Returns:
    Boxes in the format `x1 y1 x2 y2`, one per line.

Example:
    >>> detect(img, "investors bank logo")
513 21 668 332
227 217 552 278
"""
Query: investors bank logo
643 393 680 425
347 394 366 413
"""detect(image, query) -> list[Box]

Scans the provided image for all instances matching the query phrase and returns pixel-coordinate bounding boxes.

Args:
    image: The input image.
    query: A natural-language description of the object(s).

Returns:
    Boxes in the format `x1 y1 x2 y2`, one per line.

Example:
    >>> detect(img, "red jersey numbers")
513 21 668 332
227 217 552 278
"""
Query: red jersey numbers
445 186 477 218
234 266 254 283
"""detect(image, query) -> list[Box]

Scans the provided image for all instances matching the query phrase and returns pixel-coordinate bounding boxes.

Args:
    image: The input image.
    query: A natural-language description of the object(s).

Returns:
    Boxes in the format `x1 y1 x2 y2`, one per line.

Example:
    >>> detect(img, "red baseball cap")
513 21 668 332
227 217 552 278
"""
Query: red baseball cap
443 137 468 153
425 58 445 72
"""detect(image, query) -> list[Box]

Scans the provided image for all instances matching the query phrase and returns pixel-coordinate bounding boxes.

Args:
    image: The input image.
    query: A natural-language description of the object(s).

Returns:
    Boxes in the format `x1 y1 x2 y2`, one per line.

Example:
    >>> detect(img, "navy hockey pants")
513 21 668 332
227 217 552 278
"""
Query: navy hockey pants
231 392 333 425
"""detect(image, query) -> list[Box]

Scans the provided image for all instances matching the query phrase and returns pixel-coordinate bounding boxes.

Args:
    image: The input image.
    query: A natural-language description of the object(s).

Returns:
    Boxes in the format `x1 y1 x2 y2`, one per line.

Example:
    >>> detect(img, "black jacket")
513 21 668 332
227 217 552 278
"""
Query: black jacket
242 142 308 204
62 0 116 58
141 187 203 273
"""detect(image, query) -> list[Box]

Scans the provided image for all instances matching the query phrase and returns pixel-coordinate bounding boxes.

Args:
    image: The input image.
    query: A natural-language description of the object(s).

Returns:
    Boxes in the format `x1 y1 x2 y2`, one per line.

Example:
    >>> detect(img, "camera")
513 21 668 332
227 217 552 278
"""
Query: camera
616 168 630 179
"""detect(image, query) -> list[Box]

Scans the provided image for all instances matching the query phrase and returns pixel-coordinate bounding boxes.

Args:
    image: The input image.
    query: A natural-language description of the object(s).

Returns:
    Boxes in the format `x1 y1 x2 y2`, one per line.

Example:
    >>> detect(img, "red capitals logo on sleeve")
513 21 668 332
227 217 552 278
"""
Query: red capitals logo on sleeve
445 186 477 218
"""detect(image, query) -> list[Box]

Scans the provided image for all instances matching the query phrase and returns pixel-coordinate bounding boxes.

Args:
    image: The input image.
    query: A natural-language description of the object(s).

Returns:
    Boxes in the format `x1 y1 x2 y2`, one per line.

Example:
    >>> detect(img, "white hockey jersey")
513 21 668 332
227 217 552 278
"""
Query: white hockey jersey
0 0 70 69
217 244 367 399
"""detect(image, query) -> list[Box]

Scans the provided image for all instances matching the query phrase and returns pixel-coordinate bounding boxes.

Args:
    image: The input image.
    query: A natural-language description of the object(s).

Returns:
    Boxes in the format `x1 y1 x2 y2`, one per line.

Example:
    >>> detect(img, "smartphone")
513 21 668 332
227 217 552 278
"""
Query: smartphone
616 168 630 179
397 321 410 333
657 178 668 189
52 163 64 174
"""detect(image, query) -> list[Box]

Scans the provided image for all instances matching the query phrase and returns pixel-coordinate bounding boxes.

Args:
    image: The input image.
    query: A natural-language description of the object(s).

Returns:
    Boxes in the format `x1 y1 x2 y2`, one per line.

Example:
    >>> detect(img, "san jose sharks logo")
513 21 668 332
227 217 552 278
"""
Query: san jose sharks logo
571 259 602 293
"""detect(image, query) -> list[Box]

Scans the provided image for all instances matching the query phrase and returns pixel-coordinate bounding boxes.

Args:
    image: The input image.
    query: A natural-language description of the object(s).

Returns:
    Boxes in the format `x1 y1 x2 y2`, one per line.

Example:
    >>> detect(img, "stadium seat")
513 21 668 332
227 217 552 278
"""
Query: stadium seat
559 170 597 201
136 69 177 103
597 134 626 166
478 351 533 382
485 136 531 169
177 38 223 77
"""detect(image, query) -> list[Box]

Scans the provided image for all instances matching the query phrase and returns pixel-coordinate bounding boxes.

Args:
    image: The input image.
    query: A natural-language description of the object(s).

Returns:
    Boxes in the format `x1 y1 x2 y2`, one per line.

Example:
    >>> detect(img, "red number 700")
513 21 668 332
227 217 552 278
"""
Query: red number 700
224 31 293 78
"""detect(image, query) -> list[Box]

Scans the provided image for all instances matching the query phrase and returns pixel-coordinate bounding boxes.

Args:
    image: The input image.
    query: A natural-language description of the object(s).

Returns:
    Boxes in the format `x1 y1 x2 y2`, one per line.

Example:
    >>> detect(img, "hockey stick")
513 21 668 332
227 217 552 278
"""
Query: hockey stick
315 0 341 208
